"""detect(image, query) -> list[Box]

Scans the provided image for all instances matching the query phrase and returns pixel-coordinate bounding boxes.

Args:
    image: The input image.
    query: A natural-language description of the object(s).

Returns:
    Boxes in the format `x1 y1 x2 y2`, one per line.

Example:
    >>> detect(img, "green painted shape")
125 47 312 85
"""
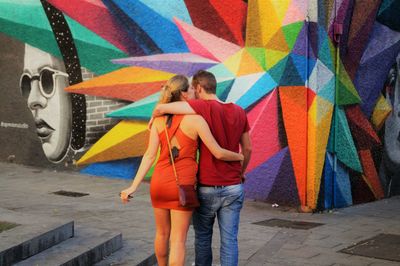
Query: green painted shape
216 79 235 101
107 93 160 120
336 60 361 105
267 56 289 84
145 164 156 180
108 101 156 120
0 18 61 57
0 1 126 74
337 79 361 105
246 47 266 69
282 21 304 50
335 107 362 172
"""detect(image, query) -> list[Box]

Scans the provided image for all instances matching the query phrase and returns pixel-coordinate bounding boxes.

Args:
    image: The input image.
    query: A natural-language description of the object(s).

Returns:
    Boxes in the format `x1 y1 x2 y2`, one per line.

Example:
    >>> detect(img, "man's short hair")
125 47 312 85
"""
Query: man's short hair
192 70 217 94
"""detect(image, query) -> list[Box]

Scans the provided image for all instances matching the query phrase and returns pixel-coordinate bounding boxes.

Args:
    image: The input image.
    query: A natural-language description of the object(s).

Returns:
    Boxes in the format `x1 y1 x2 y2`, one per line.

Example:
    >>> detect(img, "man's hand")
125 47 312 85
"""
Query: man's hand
152 104 164 117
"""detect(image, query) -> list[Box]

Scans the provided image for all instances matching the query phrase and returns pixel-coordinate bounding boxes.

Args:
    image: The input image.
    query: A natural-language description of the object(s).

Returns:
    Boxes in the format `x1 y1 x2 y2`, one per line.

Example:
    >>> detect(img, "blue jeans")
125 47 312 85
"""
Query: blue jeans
193 184 244 266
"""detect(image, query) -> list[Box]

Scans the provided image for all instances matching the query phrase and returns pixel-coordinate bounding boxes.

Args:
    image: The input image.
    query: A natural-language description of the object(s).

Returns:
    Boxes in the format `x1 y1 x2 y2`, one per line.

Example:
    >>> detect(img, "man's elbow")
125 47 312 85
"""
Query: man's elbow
243 145 252 155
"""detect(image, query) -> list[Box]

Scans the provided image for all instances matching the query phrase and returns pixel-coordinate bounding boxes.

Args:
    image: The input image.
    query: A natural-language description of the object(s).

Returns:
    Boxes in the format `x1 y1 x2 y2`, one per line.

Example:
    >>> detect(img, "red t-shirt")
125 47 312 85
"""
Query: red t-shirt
188 99 250 185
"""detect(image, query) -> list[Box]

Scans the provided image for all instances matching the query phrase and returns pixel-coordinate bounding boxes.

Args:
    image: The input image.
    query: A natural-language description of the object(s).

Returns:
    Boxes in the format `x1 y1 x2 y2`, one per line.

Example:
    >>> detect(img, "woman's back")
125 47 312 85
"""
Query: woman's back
151 115 198 211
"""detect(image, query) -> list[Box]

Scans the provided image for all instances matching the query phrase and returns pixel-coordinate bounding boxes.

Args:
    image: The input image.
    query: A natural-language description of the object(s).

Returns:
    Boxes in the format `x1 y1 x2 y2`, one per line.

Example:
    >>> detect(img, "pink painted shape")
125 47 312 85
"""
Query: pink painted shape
174 18 242 62
246 89 281 172
47 0 143 55
283 0 308 25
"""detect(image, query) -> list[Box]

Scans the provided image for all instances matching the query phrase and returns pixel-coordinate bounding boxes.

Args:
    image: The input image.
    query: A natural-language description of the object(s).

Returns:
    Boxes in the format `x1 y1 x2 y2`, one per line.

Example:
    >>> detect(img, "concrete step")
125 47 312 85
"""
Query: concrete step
0 208 74 266
14 226 122 266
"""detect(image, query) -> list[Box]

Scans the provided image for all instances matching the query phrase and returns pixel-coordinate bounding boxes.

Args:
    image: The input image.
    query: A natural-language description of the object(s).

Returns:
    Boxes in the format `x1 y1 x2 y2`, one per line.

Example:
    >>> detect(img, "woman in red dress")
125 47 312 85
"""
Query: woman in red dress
120 75 243 266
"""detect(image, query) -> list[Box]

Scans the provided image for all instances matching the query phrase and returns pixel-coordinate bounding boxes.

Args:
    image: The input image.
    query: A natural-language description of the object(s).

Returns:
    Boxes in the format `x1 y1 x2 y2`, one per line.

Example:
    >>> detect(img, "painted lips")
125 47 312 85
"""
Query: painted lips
34 118 54 139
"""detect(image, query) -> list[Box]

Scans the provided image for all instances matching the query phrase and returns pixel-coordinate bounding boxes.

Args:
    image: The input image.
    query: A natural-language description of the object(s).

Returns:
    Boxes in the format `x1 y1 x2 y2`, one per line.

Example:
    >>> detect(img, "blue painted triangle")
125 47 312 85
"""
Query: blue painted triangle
236 72 277 109
290 53 317 83
333 159 353 208
279 56 304 86
81 157 142 179
322 152 334 209
105 0 188 53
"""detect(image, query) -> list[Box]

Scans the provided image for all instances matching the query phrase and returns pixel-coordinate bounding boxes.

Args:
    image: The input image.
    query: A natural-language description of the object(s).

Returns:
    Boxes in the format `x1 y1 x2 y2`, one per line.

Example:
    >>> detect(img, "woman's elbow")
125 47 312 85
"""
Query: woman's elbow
143 152 156 162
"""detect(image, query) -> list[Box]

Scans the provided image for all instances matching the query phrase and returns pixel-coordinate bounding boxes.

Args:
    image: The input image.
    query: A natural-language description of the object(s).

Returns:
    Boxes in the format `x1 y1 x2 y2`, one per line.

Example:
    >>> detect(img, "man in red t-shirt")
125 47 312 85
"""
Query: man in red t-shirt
154 70 252 266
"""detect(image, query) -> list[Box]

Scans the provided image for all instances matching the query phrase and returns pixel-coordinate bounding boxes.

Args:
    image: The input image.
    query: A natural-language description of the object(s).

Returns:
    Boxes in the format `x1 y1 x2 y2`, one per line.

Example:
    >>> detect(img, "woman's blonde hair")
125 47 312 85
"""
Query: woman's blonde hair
159 75 189 104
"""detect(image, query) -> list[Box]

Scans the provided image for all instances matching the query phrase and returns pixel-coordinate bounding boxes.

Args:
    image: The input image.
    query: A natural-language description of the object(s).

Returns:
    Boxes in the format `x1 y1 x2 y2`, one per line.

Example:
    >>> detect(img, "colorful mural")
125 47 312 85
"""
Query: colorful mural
0 0 399 210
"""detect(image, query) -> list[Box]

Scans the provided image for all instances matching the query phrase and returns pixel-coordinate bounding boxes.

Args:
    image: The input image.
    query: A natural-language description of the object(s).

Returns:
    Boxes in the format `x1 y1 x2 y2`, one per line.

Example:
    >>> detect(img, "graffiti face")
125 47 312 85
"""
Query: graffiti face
384 53 400 172
21 44 72 162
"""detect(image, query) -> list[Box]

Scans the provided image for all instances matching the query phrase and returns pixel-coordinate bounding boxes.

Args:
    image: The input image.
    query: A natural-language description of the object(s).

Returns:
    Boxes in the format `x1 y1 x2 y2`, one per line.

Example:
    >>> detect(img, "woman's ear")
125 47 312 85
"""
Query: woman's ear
181 91 189 101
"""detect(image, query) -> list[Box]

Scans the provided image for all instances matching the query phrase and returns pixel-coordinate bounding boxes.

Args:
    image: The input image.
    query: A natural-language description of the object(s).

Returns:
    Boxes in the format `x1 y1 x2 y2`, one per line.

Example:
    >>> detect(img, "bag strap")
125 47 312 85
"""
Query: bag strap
164 116 180 186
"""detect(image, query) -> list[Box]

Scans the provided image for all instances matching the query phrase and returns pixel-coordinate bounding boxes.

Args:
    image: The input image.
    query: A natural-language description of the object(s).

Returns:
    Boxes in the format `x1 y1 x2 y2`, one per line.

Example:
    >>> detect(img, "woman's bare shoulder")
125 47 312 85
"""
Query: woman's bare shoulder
151 116 166 131
182 114 202 122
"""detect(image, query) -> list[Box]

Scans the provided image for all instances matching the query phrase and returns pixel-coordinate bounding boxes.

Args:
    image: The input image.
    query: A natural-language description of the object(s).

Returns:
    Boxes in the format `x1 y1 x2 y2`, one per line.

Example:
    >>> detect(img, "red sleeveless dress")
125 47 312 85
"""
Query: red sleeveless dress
150 115 198 211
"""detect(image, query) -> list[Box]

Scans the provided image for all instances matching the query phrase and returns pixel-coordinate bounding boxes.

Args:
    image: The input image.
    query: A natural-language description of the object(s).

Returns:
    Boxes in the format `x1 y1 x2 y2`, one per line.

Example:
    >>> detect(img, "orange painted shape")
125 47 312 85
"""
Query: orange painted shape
237 49 264 76
66 81 165 101
359 150 385 199
265 29 290 52
279 86 308 206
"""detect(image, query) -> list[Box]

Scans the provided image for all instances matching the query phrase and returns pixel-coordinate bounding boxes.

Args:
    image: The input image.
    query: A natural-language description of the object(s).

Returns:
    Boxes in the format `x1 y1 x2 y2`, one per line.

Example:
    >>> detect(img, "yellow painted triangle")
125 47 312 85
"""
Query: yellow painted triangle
67 67 175 90
77 120 149 165
270 0 291 24
260 0 282 45
223 49 244 75
265 29 290 52
307 96 334 209
371 93 392 130
246 0 281 47
265 49 289 70
245 0 263 46
237 49 264 76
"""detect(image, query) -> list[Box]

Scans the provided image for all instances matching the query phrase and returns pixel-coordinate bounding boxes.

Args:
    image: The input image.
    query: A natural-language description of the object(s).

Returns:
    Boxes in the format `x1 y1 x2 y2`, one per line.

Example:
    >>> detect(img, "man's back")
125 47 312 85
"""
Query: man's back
188 99 249 185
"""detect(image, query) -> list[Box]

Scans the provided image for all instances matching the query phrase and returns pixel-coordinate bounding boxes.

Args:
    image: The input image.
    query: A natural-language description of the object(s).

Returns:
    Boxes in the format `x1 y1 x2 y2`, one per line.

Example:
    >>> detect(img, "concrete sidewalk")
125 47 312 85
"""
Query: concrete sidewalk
0 162 399 266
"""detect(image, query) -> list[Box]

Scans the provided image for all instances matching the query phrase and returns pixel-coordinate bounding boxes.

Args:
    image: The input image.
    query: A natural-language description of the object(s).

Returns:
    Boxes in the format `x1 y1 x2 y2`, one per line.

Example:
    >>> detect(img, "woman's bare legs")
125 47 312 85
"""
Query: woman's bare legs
153 208 171 266
169 210 193 266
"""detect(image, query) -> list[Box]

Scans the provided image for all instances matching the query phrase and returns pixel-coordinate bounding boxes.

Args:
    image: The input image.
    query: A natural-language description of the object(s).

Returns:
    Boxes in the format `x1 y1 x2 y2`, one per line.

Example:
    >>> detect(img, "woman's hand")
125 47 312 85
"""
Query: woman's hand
239 153 244 161
120 187 135 203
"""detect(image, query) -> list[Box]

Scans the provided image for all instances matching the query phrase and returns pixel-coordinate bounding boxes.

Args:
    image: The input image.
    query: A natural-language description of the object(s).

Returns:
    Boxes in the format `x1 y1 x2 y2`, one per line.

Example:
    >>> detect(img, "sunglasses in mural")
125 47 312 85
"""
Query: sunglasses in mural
20 67 69 99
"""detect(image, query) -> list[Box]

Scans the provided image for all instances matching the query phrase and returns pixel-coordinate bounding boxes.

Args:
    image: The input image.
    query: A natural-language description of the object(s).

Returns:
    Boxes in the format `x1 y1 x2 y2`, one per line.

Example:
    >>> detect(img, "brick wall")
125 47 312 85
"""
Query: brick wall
81 68 130 149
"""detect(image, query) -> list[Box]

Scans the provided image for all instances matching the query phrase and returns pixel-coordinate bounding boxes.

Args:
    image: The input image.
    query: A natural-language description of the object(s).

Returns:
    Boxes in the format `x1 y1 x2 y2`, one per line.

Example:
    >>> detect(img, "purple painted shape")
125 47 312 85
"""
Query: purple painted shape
354 32 400 117
360 23 400 64
244 148 288 201
112 53 218 75
328 0 352 39
266 148 299 207
291 22 317 59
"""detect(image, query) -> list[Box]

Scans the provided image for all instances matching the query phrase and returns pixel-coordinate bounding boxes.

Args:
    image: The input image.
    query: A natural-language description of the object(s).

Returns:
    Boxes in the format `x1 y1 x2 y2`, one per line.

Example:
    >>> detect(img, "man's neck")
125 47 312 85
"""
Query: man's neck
201 93 219 101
